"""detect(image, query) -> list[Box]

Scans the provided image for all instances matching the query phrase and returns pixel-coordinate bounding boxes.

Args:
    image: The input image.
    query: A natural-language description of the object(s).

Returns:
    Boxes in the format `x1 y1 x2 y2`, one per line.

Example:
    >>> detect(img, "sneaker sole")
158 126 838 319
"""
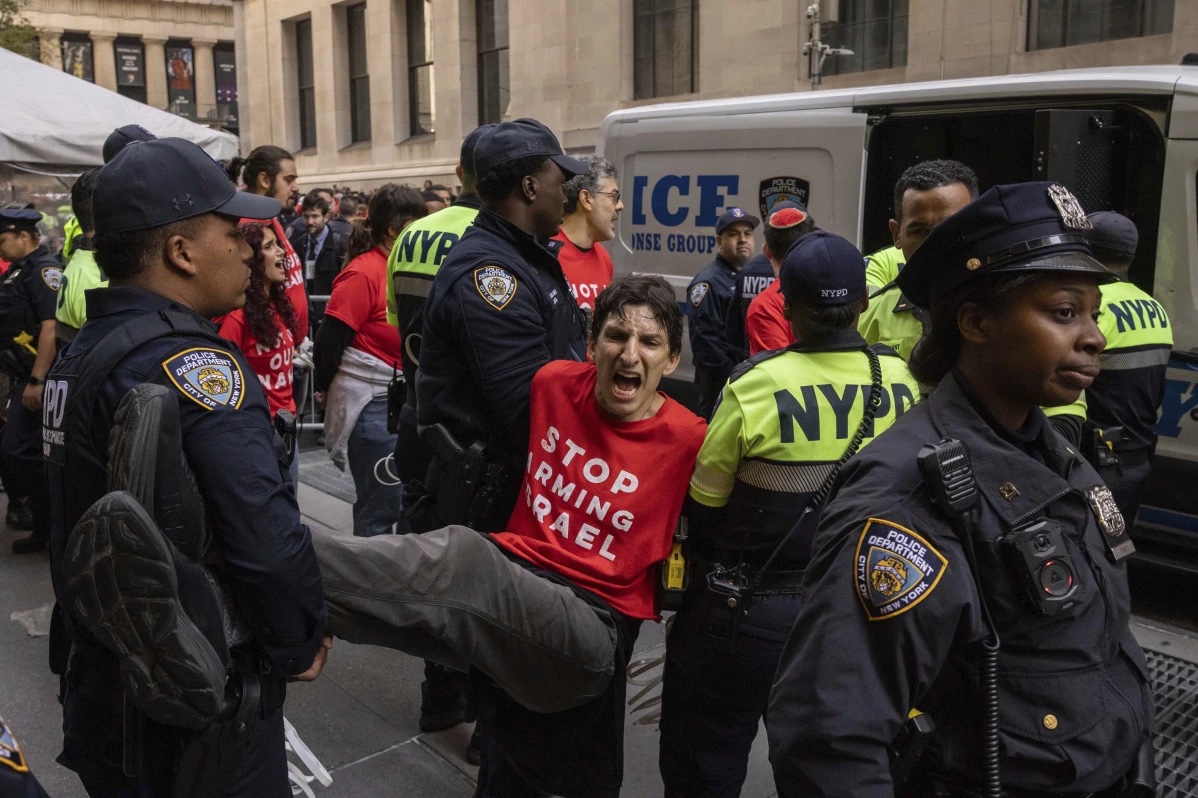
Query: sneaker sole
62 491 226 731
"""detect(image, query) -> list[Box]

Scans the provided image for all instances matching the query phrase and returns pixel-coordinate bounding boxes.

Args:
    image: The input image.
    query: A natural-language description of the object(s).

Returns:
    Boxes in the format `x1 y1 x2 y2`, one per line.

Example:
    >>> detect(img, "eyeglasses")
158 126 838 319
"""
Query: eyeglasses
592 190 622 203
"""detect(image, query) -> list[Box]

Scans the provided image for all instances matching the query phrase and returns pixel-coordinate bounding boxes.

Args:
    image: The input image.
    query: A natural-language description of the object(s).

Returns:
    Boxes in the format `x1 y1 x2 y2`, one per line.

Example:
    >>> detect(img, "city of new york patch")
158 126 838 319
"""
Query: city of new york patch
855 517 948 621
162 348 245 411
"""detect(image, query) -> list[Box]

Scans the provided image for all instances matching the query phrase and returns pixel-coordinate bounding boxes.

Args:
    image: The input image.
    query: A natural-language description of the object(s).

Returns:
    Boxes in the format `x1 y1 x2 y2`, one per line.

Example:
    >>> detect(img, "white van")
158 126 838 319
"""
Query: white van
597 65 1198 569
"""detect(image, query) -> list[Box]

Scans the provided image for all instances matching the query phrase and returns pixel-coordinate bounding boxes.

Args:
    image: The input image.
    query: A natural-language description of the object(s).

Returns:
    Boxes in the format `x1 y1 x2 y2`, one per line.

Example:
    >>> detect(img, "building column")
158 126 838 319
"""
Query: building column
193 38 218 122
143 36 169 109
39 28 63 71
91 32 117 91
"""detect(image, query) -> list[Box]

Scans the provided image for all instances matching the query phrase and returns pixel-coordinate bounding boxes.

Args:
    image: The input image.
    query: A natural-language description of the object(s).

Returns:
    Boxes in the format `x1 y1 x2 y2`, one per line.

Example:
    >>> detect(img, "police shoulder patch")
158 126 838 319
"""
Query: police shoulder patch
474 265 517 310
689 282 710 308
855 517 948 621
0 715 29 773
162 347 246 411
41 266 62 291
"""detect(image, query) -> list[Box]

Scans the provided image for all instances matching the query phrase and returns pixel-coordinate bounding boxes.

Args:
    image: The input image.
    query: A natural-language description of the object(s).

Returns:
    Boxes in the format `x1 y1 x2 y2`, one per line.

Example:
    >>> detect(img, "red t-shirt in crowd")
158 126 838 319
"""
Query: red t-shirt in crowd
323 246 402 368
270 216 309 342
218 309 296 417
491 360 707 620
552 231 614 311
746 281 795 355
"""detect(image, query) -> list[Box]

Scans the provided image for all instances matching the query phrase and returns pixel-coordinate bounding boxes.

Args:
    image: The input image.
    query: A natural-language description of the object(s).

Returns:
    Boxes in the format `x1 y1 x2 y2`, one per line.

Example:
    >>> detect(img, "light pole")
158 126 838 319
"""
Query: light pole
801 1 853 89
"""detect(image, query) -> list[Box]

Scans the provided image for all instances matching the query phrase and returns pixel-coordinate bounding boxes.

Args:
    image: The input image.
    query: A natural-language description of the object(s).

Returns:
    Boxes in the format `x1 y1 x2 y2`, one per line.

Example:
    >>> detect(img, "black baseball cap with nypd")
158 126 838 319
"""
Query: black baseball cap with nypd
93 138 280 235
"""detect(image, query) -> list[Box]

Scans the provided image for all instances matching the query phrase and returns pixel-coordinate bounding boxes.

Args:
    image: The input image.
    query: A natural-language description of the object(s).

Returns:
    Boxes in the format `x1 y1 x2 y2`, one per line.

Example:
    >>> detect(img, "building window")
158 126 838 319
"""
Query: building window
60 33 95 83
165 41 196 118
114 38 147 103
347 3 371 142
296 18 317 149
633 0 698 100
477 0 509 124
407 0 435 135
1028 0 1173 50
214 42 239 133
821 0 908 77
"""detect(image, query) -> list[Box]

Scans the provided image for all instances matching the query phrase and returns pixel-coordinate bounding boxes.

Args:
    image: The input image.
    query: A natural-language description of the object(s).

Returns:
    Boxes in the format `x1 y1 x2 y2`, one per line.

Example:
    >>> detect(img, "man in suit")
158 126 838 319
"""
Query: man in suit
289 190 348 297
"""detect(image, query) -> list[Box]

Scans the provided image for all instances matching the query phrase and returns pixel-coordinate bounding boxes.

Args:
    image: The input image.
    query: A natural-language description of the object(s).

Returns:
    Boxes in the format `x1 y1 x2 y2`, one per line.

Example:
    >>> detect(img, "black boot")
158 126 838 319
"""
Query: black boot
6 498 32 531
11 535 46 554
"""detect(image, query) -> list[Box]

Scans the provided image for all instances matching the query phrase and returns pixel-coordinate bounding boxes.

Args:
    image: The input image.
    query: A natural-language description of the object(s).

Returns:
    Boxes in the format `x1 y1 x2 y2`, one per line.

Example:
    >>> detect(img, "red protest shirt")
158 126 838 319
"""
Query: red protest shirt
746 281 795 355
218 310 296 417
323 246 402 368
491 360 706 620
270 216 309 342
552 231 614 311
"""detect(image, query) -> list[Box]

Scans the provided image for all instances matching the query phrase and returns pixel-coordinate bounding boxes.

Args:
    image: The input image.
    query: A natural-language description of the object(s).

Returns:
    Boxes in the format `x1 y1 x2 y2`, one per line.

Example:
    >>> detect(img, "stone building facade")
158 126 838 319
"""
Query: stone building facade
23 0 238 129
233 0 1196 189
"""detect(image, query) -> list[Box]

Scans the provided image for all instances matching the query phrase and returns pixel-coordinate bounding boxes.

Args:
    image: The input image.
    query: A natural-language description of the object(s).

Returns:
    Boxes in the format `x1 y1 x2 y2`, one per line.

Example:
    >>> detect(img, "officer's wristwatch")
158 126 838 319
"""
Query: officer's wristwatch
27 376 45 386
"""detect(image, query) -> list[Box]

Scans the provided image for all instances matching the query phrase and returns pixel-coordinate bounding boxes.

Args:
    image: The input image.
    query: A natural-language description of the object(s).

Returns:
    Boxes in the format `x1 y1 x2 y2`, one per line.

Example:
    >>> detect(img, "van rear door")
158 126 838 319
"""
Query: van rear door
600 106 868 386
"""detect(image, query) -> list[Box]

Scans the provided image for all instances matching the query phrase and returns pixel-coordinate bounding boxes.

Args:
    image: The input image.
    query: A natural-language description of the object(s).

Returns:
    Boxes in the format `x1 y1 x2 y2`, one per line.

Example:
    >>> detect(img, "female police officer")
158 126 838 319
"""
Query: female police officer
767 182 1154 797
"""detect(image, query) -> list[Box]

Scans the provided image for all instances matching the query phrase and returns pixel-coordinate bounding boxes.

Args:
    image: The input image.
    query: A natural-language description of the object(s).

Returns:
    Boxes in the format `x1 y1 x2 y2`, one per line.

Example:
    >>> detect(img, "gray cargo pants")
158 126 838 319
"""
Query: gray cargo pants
310 525 619 714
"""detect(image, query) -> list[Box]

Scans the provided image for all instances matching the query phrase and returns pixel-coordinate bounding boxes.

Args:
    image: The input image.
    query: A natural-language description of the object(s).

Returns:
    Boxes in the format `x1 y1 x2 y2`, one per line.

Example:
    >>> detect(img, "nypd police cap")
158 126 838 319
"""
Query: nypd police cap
715 207 761 235
94 138 280 235
0 207 41 235
471 118 587 179
779 229 866 308
102 124 156 164
896 181 1113 310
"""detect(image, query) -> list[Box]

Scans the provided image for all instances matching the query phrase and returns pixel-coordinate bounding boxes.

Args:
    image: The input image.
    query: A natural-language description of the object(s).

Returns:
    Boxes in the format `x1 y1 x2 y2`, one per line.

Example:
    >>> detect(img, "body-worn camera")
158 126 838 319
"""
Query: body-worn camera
704 563 750 653
1001 519 1086 616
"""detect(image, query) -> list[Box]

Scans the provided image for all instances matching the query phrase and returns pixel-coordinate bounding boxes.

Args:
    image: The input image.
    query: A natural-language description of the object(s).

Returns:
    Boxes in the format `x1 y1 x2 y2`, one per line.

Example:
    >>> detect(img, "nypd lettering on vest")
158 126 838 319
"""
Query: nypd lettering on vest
42 376 70 463
855 518 948 621
475 265 518 310
162 348 245 411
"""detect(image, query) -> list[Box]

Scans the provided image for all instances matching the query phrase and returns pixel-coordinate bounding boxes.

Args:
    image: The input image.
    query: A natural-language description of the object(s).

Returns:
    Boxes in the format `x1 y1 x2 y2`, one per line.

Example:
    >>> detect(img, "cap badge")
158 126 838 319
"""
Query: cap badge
1047 185 1092 230
731 208 744 218
171 193 194 212
966 258 982 271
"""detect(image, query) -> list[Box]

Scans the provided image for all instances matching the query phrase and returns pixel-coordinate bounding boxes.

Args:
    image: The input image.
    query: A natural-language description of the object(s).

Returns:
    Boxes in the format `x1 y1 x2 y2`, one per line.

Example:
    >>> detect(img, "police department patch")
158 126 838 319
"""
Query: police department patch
41 266 62 290
475 265 517 310
758 176 811 220
689 282 710 307
0 714 29 773
855 518 947 621
162 348 245 411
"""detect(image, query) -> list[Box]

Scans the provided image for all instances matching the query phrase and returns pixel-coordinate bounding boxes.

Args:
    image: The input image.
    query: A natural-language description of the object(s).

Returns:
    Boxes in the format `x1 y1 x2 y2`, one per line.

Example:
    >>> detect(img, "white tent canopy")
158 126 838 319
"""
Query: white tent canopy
0 46 239 166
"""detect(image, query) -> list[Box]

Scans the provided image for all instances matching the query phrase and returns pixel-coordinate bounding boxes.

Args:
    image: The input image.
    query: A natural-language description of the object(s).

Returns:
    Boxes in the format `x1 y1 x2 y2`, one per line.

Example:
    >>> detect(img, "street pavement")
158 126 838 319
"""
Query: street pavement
0 467 777 797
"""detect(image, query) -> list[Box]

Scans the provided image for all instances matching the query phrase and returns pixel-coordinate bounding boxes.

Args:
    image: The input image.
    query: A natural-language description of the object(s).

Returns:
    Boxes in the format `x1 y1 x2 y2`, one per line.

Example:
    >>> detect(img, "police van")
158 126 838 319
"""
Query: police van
597 65 1198 570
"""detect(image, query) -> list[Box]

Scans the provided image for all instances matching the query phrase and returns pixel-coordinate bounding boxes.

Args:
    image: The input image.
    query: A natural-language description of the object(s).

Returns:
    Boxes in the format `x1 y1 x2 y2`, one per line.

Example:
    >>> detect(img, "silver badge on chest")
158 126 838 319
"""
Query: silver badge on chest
1086 485 1135 562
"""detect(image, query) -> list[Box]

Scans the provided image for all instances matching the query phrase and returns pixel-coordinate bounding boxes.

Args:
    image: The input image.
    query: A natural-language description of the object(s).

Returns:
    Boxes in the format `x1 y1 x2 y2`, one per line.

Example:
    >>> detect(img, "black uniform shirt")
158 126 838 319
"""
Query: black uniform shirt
46 286 326 675
417 207 587 462
0 244 61 345
686 255 741 376
767 371 1153 796
725 253 775 359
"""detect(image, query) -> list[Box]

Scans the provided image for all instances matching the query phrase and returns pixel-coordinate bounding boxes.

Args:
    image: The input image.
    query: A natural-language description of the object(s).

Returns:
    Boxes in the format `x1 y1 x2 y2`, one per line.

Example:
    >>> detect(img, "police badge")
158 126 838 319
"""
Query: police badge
162 348 245 411
1086 484 1135 562
689 282 709 308
41 266 62 291
0 714 30 773
474 265 517 310
855 518 947 621
758 177 811 221
1047 185 1092 230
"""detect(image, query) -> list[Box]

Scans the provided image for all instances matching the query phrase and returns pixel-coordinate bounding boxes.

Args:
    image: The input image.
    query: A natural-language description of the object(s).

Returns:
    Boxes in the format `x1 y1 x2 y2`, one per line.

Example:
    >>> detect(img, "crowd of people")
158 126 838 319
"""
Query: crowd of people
0 114 1172 798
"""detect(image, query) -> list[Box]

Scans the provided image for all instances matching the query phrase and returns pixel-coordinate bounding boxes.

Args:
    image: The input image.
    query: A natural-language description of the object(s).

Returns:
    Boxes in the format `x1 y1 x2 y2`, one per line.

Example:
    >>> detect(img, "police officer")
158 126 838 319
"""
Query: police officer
659 231 919 797
386 127 495 740
1079 211 1172 524
0 206 61 555
768 183 1154 797
857 160 978 362
0 713 50 798
724 250 773 360
687 207 759 418
44 138 329 796
413 118 587 535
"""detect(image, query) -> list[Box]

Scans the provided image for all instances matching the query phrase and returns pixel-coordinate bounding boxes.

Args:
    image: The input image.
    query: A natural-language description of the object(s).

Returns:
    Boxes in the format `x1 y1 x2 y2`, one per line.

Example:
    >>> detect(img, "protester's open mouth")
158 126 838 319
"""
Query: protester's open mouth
613 372 641 398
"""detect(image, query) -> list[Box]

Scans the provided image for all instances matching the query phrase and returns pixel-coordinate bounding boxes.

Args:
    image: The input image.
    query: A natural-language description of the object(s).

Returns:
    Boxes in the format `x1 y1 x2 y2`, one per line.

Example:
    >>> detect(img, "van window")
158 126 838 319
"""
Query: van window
860 101 1166 289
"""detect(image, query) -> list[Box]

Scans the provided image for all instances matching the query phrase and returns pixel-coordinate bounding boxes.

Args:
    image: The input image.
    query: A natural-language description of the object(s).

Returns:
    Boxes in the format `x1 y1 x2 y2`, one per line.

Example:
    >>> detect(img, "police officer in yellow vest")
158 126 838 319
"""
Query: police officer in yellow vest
659 230 920 797
386 124 493 487
858 160 978 362
1081 210 1173 523
865 243 903 293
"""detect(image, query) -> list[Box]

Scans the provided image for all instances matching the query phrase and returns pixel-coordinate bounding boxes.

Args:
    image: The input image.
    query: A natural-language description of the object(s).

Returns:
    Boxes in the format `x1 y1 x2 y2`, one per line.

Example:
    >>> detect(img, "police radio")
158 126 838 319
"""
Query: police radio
1001 519 1086 616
